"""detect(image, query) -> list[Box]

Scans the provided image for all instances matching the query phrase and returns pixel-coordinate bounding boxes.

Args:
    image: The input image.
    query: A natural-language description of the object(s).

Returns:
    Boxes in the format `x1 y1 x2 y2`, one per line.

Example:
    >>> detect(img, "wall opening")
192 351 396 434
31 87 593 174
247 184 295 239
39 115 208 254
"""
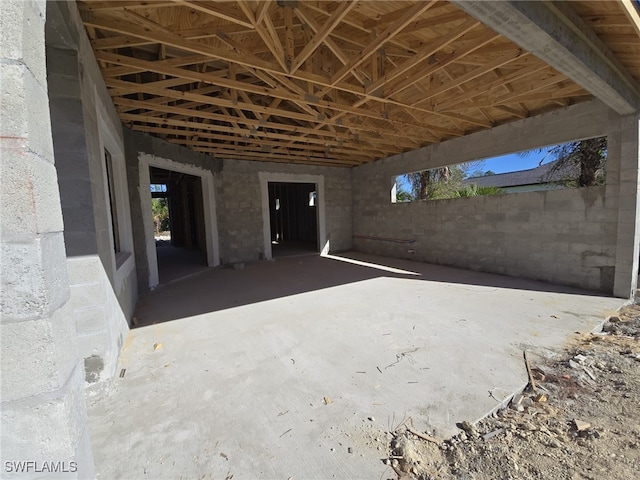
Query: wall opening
149 167 207 283
392 136 608 202
268 182 319 257
104 148 121 254
259 172 327 260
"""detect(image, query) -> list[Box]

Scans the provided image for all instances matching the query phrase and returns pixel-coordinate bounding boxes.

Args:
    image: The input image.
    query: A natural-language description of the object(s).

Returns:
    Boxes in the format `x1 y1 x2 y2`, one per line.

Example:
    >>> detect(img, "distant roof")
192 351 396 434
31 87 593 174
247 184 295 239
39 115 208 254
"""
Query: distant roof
463 160 578 188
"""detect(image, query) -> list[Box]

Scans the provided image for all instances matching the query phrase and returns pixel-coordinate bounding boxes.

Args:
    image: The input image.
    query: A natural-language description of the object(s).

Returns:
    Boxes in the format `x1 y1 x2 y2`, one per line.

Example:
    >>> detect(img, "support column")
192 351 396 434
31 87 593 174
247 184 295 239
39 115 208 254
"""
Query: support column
613 114 640 298
0 0 95 477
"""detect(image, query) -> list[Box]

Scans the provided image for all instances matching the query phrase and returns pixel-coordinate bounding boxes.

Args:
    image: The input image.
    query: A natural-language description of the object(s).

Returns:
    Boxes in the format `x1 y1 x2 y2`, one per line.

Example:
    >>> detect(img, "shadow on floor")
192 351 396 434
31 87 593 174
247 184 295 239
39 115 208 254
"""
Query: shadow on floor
156 240 208 284
134 251 611 327
271 240 318 258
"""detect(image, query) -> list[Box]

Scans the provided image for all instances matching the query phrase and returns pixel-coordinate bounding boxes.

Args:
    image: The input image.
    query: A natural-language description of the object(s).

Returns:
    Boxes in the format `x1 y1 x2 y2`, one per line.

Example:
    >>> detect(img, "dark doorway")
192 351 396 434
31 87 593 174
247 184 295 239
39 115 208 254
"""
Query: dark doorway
268 182 318 257
150 167 207 283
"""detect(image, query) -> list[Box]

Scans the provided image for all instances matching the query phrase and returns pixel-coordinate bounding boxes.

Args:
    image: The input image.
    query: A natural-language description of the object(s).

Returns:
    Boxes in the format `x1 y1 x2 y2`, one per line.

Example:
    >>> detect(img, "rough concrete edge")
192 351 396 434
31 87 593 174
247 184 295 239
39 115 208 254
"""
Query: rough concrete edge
466 300 634 432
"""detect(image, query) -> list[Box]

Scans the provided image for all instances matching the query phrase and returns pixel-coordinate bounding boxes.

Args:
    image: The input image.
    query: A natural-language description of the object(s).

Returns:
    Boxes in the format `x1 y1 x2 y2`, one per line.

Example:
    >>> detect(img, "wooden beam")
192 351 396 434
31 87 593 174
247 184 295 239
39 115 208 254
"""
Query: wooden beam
78 1 175 11
283 3 295 70
256 1 271 24
262 11 288 72
108 80 424 145
96 52 447 140
434 62 550 112
331 1 438 86
290 2 355 74
84 12 284 74
236 0 255 25
293 6 368 86
177 1 254 29
414 50 526 106
365 18 480 95
383 31 501 98
131 124 377 158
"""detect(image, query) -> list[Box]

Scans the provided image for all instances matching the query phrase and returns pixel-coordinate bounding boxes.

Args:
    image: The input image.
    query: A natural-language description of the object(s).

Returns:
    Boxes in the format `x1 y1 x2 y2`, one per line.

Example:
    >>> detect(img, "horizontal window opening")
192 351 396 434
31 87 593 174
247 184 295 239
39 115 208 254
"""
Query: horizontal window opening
392 136 607 203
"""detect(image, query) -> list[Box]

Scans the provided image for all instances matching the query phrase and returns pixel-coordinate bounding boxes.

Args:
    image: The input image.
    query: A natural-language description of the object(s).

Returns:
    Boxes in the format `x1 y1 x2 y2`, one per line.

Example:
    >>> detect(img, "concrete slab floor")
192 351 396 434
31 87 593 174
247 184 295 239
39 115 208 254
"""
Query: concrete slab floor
156 241 208 284
88 252 624 480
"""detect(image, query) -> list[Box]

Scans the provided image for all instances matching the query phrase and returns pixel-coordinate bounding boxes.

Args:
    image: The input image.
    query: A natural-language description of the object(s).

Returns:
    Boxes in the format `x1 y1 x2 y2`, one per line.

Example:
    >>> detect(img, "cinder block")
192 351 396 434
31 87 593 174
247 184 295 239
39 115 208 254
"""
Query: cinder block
64 231 99 257
74 307 106 336
66 256 103 285
0 63 53 161
1 149 65 236
0 233 69 321
0 363 87 461
68 281 107 312
46 46 79 80
0 306 78 402
48 96 85 127
0 0 47 85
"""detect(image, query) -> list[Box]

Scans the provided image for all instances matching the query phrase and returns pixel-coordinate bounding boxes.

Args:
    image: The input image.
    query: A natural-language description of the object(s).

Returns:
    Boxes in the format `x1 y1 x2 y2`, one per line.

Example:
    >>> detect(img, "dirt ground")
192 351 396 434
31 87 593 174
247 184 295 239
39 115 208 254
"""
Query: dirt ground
386 304 640 480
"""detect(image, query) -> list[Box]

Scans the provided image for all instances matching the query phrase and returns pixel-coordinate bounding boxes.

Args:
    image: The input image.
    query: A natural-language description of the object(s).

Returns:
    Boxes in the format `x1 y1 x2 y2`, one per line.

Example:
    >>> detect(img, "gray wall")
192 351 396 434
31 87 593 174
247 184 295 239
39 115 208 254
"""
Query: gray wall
1 0 94 476
125 128 353 290
124 129 223 292
46 0 135 394
217 159 352 264
353 100 628 293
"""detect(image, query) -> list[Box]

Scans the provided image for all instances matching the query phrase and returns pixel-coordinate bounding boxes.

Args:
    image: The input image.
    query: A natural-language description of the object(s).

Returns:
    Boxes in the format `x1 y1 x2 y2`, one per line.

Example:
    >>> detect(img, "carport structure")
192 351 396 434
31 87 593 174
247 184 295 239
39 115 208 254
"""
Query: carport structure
1 1 640 478
79 0 636 164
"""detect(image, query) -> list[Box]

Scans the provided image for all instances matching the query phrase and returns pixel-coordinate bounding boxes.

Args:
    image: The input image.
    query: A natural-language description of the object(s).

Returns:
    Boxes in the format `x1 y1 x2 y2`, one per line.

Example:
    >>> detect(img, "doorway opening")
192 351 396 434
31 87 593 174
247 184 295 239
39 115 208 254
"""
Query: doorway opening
268 182 318 257
149 167 207 283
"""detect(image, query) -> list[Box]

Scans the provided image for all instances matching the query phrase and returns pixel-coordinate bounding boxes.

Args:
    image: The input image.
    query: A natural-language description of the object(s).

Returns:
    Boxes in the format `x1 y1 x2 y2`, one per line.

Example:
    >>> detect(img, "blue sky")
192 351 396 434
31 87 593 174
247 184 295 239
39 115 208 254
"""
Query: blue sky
473 147 555 176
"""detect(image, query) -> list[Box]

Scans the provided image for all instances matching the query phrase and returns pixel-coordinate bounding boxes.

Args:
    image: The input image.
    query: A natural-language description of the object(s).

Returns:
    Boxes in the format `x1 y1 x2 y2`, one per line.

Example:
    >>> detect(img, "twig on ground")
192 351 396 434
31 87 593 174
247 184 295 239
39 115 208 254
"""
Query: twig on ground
523 350 537 392
406 426 440 445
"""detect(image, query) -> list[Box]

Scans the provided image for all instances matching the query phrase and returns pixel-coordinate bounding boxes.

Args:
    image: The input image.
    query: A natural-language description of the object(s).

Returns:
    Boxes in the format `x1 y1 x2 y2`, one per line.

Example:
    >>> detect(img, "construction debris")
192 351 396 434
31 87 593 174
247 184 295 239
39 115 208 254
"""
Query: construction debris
386 304 640 480
573 419 591 432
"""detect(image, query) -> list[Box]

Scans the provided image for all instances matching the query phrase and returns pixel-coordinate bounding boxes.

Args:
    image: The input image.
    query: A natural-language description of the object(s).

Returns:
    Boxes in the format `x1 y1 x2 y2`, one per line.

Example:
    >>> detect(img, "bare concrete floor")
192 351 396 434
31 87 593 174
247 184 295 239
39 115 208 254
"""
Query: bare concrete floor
88 252 624 479
156 241 208 284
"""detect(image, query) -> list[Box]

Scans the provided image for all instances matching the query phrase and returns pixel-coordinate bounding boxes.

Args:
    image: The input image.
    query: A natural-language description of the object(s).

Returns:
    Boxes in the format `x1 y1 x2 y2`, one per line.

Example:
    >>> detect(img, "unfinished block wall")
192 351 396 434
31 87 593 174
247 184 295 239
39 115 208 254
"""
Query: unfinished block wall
0 0 94 475
46 0 135 394
216 159 352 264
126 127 353 291
353 100 631 294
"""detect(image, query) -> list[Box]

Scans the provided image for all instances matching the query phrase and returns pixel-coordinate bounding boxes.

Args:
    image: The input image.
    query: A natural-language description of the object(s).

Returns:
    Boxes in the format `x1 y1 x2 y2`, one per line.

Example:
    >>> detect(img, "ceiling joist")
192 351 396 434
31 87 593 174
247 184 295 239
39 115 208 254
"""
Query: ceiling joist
77 0 640 167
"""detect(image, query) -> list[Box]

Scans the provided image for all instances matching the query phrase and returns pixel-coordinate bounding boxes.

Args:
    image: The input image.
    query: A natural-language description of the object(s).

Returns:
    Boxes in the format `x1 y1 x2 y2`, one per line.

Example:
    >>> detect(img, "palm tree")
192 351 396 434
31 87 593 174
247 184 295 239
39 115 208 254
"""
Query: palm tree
521 137 608 187
406 166 451 200
548 137 607 186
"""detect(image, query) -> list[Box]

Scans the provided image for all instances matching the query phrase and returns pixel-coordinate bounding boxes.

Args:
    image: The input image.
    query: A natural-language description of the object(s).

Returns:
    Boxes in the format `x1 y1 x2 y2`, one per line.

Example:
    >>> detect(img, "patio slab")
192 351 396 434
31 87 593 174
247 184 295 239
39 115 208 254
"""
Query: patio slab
87 252 624 479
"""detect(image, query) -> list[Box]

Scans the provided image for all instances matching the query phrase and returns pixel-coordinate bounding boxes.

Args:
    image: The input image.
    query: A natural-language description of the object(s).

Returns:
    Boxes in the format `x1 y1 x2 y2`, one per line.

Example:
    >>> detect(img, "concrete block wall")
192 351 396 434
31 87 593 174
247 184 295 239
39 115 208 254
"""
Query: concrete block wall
354 187 617 291
126 128 353 289
66 256 130 396
353 100 627 293
1 0 94 476
124 129 223 291
216 159 352 264
612 114 640 297
46 0 135 394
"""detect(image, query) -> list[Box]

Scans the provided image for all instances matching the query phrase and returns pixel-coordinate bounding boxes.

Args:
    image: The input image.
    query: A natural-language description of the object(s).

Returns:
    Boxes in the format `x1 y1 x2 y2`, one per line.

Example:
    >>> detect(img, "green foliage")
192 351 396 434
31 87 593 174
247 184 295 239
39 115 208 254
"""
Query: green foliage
152 198 170 234
453 185 504 198
520 137 608 187
398 162 503 201
547 137 607 187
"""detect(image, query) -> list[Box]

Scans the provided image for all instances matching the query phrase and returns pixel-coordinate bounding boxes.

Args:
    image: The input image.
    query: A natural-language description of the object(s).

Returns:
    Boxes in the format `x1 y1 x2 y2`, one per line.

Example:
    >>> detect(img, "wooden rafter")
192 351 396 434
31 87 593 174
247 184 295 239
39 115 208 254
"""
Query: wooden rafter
75 0 622 167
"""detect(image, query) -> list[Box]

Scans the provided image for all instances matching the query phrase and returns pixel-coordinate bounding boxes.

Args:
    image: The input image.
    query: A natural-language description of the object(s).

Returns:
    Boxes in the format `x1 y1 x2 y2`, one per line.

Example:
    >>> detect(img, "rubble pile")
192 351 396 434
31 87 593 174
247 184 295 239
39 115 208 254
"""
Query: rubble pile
387 306 640 480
